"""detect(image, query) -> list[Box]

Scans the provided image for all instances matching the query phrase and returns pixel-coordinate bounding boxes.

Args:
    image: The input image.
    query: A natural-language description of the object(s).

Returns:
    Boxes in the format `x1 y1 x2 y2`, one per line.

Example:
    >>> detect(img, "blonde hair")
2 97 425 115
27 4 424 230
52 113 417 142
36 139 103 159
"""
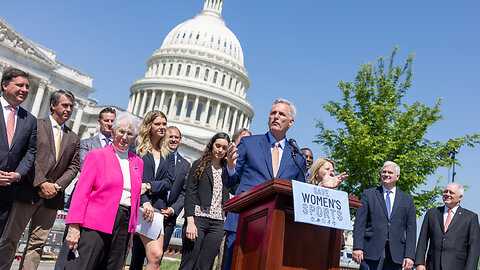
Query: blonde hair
135 110 170 159
309 158 335 185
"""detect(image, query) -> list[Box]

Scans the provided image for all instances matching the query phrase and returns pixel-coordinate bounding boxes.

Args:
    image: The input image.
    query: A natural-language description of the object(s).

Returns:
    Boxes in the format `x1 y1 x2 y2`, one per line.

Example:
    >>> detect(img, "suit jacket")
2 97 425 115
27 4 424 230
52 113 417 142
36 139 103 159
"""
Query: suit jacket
184 160 229 217
19 117 80 209
353 185 416 264
415 206 480 270
140 152 175 210
165 153 190 221
65 145 143 234
222 133 306 232
0 106 36 203
79 133 103 168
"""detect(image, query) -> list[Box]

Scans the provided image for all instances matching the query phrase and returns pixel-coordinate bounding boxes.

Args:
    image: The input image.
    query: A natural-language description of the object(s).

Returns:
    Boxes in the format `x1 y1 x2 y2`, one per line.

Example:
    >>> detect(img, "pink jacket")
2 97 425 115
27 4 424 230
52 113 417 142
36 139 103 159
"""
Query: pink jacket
66 145 144 234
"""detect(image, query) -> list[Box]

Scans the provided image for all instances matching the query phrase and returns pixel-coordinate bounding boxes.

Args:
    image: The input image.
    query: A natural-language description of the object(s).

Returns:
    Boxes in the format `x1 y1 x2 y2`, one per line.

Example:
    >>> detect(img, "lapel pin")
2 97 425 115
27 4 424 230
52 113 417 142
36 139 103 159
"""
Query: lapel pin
134 166 138 169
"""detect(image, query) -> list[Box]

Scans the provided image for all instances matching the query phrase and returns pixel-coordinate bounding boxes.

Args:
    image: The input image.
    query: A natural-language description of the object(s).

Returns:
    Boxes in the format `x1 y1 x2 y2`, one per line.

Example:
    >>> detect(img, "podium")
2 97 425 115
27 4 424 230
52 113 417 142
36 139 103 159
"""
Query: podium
223 178 361 270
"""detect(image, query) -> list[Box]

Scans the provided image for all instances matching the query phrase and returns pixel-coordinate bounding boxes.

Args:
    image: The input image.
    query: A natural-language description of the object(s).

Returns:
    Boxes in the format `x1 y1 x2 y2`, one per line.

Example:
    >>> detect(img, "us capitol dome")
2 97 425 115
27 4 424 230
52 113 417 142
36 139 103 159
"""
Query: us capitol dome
127 0 254 160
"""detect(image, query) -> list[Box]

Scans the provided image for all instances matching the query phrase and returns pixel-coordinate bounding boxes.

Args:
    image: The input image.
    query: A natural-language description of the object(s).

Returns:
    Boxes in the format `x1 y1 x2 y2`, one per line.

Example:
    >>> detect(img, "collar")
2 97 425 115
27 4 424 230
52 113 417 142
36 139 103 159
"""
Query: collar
382 185 396 194
444 205 459 214
98 132 112 142
267 131 286 149
0 96 19 110
49 115 64 129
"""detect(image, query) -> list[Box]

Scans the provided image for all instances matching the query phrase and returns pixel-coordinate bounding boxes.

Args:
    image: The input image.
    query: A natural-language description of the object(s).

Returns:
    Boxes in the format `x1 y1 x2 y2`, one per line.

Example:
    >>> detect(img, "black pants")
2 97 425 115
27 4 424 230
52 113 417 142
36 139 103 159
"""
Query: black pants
361 243 402 270
60 205 131 270
0 200 12 237
179 216 224 270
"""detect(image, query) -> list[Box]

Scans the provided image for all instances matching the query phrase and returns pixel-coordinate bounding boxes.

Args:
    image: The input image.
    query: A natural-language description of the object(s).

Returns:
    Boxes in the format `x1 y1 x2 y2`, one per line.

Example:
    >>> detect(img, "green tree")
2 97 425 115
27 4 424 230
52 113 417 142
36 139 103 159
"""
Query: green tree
315 47 479 215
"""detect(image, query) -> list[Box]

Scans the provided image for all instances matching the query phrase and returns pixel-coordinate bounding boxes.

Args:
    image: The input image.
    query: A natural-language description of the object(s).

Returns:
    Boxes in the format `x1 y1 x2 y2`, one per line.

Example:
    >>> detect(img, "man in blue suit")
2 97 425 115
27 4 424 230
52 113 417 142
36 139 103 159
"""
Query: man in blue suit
0 68 36 236
353 161 416 270
222 98 306 270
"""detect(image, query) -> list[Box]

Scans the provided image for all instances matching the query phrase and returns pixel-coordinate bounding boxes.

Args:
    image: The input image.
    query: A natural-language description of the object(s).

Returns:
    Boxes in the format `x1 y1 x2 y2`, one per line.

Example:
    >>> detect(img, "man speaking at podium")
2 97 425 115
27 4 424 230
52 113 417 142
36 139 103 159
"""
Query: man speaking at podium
222 98 306 270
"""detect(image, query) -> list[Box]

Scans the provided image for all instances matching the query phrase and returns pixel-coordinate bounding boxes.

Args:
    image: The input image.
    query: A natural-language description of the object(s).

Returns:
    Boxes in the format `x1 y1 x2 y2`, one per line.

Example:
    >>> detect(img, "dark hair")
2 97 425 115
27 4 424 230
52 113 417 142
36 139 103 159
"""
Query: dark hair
301 147 312 152
1 68 29 91
232 128 250 144
50 89 75 112
98 107 116 119
193 132 230 181
168 126 182 138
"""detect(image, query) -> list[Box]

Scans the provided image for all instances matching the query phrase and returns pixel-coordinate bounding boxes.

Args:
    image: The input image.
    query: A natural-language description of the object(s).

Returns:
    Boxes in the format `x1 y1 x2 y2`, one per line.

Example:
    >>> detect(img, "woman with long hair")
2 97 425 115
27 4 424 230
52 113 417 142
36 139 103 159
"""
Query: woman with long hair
179 132 231 270
130 110 175 270
309 157 348 188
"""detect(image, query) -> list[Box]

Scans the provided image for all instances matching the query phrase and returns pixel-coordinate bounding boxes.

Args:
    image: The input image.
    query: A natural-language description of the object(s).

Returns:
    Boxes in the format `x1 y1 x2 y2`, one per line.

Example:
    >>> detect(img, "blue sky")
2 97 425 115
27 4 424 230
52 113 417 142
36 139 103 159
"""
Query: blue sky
2 0 479 219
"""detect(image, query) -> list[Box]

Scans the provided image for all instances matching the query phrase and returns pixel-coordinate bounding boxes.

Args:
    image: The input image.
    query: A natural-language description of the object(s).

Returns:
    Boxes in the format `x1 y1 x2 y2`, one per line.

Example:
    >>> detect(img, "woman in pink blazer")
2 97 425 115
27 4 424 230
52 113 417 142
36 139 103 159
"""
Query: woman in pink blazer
61 112 144 270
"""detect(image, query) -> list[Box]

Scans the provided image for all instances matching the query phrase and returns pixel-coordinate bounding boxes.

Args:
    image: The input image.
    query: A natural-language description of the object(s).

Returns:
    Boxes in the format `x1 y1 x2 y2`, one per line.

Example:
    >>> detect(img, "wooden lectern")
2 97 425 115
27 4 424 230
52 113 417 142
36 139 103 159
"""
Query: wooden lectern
223 178 361 270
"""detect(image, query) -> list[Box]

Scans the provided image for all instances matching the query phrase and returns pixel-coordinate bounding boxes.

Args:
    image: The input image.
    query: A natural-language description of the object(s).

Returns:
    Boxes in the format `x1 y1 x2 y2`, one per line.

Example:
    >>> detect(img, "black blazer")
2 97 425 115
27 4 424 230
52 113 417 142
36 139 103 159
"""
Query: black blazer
0 106 37 203
166 153 190 217
140 152 175 210
415 205 480 270
184 159 229 217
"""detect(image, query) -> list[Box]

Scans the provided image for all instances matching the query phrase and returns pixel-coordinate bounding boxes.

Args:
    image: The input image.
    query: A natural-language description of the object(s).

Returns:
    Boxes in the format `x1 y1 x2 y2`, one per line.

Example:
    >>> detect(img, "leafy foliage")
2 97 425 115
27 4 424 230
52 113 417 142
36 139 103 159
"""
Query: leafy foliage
315 46 480 216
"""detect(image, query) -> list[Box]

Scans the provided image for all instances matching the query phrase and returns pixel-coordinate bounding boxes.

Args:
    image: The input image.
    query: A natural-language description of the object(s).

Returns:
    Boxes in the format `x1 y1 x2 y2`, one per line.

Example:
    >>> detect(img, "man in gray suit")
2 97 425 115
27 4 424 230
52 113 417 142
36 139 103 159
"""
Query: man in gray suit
79 107 116 167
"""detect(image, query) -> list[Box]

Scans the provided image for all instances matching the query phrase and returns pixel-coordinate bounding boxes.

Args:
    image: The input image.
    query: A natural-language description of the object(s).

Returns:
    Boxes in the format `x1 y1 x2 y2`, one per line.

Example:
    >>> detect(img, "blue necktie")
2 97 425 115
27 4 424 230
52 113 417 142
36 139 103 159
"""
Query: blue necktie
386 190 392 219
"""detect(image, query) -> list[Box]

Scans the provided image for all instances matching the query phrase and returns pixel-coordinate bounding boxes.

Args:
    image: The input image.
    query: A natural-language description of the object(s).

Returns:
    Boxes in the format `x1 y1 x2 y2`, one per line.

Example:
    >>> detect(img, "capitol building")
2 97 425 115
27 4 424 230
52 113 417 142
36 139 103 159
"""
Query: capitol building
127 0 254 160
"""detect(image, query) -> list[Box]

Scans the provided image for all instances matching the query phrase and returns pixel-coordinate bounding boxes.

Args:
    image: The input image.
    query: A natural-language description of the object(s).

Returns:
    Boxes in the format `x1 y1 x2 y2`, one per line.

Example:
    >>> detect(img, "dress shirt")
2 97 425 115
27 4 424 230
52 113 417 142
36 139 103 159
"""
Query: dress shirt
0 96 19 129
443 205 459 225
382 185 397 214
98 132 112 147
49 115 64 139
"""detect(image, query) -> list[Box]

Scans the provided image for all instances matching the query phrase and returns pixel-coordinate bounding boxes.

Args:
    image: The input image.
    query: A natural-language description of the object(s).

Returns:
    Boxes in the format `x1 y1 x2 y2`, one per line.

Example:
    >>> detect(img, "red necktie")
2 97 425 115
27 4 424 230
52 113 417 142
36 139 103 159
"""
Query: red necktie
272 142 279 177
444 208 452 231
6 105 16 147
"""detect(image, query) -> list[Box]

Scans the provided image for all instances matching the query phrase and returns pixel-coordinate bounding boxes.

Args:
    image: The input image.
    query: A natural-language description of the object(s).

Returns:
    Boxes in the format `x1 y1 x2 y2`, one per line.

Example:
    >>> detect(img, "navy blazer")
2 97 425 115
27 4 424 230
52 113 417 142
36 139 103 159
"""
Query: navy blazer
0 106 37 203
140 152 175 210
415 206 480 270
166 153 190 217
222 133 305 232
353 185 416 264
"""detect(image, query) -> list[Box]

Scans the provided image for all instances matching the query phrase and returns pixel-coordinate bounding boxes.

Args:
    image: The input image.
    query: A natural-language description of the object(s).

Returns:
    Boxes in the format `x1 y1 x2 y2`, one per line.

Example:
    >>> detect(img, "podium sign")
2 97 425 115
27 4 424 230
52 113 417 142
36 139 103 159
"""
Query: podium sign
292 181 352 231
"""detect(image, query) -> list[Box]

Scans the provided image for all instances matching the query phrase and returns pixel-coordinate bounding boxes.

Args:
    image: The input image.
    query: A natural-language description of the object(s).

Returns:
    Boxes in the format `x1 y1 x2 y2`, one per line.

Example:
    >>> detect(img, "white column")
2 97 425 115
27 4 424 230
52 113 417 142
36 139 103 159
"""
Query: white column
148 91 156 112
230 109 238 133
190 95 200 123
157 90 166 112
201 98 211 125
246 118 251 129
31 79 48 117
133 91 141 115
152 63 158 77
238 113 245 129
213 102 221 129
222 106 231 132
127 92 136 112
139 90 149 116
179 93 188 121
243 116 249 128
72 102 85 133
168 92 177 119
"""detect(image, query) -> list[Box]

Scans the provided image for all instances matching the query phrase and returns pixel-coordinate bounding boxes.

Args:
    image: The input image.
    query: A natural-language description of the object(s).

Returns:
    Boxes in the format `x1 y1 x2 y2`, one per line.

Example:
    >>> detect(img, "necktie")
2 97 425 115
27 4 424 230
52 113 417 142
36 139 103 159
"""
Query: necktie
55 125 62 160
272 142 279 177
444 208 453 231
386 190 392 219
104 137 111 146
6 106 15 147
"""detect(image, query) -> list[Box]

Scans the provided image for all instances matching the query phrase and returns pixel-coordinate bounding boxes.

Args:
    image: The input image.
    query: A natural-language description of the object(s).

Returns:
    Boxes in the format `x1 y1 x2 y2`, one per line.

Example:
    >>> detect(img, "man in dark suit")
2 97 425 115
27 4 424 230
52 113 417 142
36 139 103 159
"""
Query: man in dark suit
415 182 480 270
222 98 306 270
0 89 80 269
0 68 36 236
161 126 190 252
353 161 416 270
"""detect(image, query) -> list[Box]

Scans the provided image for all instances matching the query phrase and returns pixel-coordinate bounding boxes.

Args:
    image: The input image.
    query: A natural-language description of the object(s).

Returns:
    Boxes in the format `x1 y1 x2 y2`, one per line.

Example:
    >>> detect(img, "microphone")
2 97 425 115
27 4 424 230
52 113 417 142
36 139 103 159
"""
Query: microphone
288 138 306 160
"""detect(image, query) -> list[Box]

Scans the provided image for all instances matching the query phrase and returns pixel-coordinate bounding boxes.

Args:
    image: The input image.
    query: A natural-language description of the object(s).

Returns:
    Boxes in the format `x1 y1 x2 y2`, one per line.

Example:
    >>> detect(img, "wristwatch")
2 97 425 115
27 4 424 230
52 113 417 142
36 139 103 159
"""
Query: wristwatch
146 182 152 192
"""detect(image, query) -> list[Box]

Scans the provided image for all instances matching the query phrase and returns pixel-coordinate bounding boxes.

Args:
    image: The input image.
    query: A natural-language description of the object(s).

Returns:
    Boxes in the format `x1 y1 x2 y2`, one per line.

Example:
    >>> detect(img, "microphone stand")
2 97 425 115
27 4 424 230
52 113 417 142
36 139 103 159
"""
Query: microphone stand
291 151 307 183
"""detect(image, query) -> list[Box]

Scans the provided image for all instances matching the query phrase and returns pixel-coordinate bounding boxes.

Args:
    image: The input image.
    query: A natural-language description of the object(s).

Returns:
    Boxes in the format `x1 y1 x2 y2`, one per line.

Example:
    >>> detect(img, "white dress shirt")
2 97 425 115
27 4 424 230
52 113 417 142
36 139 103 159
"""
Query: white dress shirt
0 96 19 129
382 185 397 214
443 205 459 225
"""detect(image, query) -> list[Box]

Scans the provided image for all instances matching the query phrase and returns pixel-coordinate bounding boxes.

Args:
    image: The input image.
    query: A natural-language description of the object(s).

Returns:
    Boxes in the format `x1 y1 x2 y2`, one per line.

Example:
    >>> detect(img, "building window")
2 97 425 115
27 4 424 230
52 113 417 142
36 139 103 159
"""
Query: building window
195 67 200 78
196 103 203 121
161 64 166 75
206 106 212 124
235 81 239 92
176 64 182 76
213 72 218 83
186 65 191 77
221 74 226 86
168 64 173 75
186 101 194 118
176 99 183 116
196 34 200 40
204 69 209 81
228 78 233 89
